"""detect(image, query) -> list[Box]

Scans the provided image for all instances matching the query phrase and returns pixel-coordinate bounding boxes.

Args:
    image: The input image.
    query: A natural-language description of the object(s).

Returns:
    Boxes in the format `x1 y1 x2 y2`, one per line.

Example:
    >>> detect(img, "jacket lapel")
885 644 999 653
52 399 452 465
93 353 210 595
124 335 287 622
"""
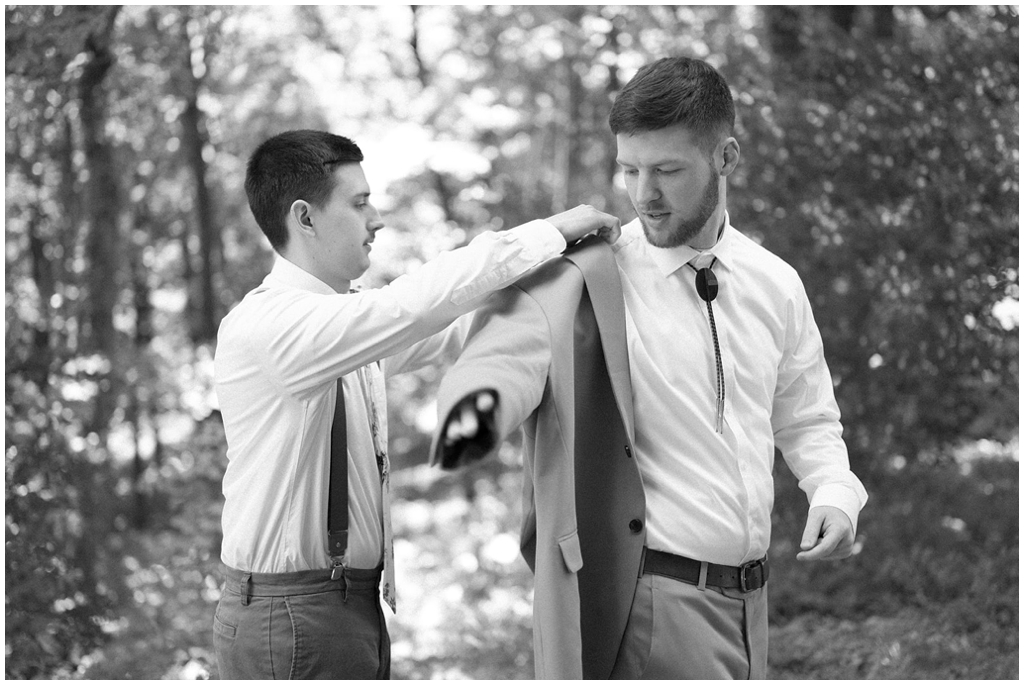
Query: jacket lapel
565 239 635 442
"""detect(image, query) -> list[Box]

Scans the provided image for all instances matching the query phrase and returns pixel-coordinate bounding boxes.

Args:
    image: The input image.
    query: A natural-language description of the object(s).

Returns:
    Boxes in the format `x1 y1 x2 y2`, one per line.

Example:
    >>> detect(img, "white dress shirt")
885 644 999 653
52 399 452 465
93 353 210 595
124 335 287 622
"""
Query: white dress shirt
215 220 566 573
613 216 867 566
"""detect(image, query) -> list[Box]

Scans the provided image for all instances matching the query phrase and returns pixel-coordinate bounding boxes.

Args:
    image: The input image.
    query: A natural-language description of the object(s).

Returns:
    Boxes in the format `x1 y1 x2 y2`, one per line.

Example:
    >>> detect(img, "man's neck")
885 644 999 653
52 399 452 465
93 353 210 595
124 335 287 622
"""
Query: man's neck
689 212 726 251
279 249 350 294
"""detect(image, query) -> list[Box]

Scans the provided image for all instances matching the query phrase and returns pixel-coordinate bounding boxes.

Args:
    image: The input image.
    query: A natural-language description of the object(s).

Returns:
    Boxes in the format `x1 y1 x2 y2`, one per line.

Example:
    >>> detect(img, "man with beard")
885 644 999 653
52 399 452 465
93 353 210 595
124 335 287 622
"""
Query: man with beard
432 57 867 679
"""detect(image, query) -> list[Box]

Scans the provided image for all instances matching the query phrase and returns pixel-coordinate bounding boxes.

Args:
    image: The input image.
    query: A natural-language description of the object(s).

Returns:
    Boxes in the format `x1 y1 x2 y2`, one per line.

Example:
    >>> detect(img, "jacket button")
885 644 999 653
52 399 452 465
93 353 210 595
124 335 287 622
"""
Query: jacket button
629 518 643 533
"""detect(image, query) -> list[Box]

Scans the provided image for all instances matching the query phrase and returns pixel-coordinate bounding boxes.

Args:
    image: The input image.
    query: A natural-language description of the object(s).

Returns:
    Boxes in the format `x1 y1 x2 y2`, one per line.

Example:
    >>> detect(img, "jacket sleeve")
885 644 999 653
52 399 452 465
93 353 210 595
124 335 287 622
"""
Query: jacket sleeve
430 283 552 464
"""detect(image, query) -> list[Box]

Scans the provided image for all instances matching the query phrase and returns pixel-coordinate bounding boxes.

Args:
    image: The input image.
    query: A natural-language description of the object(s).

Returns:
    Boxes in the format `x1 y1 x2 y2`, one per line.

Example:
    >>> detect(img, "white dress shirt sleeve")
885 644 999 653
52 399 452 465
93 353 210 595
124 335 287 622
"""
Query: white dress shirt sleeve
383 313 472 379
772 283 868 532
249 220 565 400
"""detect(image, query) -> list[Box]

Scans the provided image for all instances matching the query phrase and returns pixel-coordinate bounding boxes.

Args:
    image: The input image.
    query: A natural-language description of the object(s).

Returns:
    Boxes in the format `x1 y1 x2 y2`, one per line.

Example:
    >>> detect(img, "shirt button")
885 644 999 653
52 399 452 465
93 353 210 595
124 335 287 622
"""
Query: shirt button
629 518 643 533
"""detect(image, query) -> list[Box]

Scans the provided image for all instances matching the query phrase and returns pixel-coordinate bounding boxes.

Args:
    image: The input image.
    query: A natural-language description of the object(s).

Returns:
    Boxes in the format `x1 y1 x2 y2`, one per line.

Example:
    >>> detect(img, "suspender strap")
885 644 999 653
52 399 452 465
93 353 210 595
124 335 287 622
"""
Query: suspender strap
327 377 348 577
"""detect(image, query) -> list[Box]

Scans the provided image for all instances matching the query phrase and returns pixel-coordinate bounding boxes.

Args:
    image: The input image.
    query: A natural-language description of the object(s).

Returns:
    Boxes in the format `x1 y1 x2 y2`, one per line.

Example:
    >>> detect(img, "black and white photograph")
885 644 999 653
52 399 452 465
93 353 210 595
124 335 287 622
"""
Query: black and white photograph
5 5 1018 680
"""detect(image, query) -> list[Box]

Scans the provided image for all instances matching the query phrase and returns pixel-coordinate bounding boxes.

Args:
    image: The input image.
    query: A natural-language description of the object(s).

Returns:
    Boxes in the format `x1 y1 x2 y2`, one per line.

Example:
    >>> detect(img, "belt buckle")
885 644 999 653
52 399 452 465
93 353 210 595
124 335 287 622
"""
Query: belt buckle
739 558 764 592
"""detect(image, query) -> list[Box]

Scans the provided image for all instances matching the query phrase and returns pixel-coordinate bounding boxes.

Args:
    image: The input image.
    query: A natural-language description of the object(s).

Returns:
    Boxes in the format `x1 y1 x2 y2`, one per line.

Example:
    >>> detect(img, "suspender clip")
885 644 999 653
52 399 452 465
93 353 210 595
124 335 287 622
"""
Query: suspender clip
331 558 350 601
330 558 346 582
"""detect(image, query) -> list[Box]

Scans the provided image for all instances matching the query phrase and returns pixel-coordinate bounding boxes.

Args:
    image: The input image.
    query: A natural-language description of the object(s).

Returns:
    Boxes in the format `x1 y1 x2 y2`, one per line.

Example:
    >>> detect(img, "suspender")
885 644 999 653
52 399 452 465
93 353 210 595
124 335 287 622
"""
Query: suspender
328 377 348 579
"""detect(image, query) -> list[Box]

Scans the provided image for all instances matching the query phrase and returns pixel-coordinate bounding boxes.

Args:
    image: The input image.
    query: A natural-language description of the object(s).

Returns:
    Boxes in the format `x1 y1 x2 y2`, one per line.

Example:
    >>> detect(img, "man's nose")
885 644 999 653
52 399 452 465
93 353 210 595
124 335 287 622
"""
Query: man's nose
635 171 661 205
368 209 385 232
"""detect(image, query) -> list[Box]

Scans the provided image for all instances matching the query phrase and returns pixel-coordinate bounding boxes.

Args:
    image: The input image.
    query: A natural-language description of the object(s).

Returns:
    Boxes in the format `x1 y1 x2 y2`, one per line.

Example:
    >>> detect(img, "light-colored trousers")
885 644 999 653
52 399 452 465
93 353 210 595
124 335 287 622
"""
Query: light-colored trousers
611 573 768 679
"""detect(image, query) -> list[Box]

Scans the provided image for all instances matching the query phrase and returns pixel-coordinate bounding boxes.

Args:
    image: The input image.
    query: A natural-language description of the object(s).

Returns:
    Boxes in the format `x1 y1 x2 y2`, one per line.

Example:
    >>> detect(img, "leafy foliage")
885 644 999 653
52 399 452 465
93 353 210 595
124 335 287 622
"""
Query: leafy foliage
768 444 1018 679
729 6 1020 466
5 6 119 83
5 374 112 679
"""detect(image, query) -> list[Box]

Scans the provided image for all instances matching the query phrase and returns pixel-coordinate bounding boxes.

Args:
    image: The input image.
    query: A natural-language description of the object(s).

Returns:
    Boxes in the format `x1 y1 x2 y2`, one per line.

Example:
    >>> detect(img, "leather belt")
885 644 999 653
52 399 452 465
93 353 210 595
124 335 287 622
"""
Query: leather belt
639 546 769 592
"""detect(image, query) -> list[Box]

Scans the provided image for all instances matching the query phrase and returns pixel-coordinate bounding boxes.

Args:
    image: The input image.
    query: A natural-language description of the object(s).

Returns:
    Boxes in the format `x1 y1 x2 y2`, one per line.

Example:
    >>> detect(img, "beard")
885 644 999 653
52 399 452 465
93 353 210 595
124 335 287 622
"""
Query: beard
638 169 720 249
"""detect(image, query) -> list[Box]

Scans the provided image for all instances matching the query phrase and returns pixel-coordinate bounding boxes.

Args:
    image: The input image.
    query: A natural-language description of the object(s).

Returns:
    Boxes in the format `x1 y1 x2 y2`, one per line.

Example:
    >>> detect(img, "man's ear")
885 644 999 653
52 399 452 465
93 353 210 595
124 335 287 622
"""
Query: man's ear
720 137 740 177
290 199 315 237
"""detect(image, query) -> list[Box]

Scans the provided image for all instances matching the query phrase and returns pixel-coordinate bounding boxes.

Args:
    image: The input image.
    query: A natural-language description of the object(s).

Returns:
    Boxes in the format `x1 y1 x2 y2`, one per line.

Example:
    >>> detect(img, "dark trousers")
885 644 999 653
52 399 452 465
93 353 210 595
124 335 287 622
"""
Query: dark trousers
213 565 390 679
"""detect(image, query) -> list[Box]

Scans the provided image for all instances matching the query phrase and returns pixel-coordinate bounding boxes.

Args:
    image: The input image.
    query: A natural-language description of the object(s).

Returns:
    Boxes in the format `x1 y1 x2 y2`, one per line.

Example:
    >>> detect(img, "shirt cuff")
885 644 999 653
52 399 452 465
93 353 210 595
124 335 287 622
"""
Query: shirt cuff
511 219 567 259
808 483 865 536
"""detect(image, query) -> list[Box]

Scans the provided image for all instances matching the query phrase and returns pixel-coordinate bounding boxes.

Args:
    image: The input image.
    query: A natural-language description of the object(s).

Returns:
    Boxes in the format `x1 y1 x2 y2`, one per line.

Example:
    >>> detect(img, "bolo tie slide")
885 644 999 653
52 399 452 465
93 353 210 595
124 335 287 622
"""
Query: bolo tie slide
689 257 725 434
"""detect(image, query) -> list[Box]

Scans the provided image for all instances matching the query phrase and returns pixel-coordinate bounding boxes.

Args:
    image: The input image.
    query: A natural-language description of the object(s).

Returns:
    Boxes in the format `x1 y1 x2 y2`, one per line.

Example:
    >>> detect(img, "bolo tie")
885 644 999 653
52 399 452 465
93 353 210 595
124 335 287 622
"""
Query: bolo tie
688 256 725 433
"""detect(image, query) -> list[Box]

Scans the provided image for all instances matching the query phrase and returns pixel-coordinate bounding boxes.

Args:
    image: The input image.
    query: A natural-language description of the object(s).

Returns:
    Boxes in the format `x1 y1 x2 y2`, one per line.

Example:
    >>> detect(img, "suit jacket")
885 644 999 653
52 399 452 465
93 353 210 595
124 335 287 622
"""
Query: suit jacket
430 237 645 679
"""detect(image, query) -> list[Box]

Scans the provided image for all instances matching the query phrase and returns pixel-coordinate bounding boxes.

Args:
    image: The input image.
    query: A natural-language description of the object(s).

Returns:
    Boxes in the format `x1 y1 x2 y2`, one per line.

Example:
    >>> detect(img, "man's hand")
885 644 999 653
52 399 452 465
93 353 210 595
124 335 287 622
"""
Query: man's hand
546 204 622 245
438 390 500 470
796 505 856 562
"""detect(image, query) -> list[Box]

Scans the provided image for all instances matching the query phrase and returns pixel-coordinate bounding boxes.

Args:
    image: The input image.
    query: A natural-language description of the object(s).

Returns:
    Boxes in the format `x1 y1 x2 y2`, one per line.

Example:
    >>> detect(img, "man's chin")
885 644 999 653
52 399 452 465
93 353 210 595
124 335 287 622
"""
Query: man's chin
640 218 697 249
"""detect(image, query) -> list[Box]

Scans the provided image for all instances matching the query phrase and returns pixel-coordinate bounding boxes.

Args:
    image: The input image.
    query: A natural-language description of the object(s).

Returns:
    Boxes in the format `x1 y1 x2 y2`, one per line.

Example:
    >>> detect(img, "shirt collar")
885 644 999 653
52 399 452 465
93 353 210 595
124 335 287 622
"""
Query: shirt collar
263 253 339 295
647 212 736 278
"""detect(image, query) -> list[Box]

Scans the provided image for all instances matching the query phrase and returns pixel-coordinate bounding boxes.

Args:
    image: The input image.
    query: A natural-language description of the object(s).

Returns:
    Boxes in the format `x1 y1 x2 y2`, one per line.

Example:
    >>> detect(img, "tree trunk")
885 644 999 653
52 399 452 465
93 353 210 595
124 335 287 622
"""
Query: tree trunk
765 6 804 63
74 3 122 595
57 115 79 351
554 6 586 213
26 205 54 391
409 5 431 87
829 6 858 34
180 9 222 343
180 113 218 339
128 387 149 529
11 116 57 390
79 9 121 362
565 56 586 208
873 6 895 39
603 14 623 198
180 94 219 342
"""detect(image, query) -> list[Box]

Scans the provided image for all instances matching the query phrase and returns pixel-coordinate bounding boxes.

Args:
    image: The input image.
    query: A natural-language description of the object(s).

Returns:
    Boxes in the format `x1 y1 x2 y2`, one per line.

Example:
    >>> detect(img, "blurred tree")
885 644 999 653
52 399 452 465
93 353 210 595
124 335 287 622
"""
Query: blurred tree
6 6 124 677
78 6 121 363
76 7 123 600
176 7 225 343
438 4 630 226
5 5 288 676
290 3 1020 477
731 5 1019 470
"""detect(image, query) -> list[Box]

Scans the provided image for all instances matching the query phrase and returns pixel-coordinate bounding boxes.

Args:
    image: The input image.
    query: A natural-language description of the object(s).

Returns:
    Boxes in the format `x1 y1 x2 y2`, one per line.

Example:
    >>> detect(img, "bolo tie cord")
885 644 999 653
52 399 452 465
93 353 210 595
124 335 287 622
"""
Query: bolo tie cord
689 257 725 434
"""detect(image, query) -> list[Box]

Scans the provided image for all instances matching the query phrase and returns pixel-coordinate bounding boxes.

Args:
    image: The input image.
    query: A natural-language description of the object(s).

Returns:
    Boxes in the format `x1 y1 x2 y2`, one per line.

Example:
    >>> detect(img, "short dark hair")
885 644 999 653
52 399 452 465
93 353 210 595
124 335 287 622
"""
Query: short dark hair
244 130 364 251
609 57 735 156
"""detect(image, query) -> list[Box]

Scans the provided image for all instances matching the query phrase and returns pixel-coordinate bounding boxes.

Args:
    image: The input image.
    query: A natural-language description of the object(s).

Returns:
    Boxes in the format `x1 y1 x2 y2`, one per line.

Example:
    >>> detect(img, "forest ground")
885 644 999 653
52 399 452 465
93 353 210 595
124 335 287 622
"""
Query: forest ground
77 438 1018 680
